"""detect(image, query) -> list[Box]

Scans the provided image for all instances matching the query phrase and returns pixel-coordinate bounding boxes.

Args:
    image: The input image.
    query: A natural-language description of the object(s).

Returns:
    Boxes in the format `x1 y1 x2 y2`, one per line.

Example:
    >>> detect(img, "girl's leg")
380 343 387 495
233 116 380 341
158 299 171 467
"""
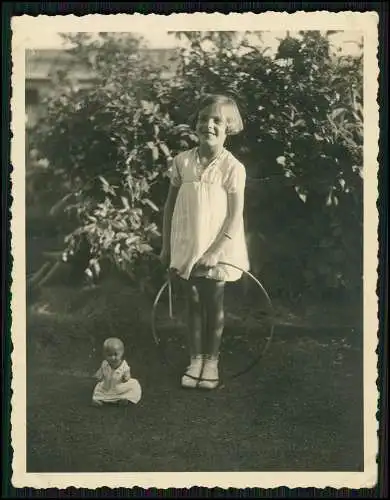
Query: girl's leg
199 279 226 389
181 279 205 388
203 279 226 357
186 279 203 356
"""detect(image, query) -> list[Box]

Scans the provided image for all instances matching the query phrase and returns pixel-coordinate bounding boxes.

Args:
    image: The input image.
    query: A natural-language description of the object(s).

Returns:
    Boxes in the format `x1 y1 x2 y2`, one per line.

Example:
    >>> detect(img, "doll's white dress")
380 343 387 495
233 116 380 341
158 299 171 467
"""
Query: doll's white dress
169 147 250 282
92 360 142 404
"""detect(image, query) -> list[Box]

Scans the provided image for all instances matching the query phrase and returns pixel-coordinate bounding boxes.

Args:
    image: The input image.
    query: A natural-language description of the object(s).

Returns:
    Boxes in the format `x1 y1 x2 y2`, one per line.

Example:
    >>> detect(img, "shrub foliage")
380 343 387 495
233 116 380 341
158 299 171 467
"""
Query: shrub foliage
30 31 363 302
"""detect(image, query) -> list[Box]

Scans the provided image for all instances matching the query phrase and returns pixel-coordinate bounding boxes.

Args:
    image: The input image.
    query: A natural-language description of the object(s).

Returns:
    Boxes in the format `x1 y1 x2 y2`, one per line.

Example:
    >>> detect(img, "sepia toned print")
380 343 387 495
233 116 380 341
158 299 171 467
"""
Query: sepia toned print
11 11 379 489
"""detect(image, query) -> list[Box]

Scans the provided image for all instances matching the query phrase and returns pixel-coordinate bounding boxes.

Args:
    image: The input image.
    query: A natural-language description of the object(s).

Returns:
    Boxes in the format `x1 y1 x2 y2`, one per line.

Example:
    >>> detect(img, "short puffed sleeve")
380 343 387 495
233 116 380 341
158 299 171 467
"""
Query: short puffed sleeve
169 156 182 188
224 160 246 194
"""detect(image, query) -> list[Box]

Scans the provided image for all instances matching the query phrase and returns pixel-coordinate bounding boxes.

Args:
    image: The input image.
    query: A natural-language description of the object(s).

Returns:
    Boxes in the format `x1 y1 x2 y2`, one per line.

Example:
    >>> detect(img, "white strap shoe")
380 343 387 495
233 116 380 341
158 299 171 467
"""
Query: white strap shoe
198 359 219 390
181 356 203 388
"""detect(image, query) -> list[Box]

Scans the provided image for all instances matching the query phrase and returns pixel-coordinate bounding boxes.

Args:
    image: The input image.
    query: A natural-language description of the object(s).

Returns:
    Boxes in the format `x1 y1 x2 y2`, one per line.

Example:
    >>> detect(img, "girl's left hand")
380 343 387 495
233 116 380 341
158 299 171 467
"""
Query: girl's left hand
197 251 220 269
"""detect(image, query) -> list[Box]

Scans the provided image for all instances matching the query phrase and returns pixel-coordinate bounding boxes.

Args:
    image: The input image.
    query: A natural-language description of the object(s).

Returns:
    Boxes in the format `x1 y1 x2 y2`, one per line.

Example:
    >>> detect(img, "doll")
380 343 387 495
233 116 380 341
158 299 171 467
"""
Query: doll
92 337 142 406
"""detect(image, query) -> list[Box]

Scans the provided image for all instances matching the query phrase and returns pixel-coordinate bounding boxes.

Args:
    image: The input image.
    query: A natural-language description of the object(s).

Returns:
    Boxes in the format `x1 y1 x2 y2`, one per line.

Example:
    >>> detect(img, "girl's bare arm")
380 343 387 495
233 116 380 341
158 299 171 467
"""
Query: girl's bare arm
161 184 179 255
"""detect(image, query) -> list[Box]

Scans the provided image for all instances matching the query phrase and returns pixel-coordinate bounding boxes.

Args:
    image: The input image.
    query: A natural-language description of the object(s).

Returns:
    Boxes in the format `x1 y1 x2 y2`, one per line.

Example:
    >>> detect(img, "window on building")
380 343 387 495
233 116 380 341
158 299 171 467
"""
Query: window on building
26 88 39 106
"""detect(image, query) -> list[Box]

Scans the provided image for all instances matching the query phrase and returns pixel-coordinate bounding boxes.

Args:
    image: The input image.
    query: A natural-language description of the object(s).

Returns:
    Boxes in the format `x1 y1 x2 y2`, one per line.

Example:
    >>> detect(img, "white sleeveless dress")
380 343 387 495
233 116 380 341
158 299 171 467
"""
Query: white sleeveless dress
169 147 249 282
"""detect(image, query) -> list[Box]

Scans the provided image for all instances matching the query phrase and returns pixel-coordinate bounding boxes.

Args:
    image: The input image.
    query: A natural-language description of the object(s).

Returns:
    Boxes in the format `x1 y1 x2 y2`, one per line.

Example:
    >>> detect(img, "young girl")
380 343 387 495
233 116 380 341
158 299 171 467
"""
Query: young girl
160 94 249 390
92 337 142 406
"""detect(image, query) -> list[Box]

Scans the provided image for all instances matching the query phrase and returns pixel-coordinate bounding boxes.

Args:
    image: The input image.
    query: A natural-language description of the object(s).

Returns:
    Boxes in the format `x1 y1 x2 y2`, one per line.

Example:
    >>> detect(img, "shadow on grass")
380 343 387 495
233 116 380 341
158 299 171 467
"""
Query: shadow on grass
26 281 364 473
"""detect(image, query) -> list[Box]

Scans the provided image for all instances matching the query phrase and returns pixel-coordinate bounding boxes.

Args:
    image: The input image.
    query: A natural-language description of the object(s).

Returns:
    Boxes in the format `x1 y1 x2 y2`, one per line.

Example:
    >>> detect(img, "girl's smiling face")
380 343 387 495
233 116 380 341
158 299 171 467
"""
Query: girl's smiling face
196 104 228 148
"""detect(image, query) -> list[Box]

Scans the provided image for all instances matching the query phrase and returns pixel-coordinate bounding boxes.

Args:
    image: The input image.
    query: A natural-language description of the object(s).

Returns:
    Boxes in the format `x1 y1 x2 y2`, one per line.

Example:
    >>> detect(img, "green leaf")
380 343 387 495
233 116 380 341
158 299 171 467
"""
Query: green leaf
116 232 129 240
159 142 172 159
121 196 130 210
291 119 305 128
151 146 159 161
142 198 159 212
330 108 346 120
140 100 155 114
98 175 109 186
138 243 153 253
147 171 159 181
111 220 127 230
146 141 159 161
89 258 101 277
49 193 74 216
126 236 140 246
294 186 307 203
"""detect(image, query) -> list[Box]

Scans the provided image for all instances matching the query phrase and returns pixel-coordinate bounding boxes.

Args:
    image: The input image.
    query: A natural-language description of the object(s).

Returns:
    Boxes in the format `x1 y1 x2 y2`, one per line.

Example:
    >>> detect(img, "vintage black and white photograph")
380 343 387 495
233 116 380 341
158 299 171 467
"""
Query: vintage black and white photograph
11 12 379 489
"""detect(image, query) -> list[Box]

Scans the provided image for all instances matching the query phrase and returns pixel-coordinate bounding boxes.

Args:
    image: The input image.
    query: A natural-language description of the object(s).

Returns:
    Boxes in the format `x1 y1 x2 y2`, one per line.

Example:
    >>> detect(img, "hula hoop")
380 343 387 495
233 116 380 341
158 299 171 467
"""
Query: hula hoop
151 261 276 381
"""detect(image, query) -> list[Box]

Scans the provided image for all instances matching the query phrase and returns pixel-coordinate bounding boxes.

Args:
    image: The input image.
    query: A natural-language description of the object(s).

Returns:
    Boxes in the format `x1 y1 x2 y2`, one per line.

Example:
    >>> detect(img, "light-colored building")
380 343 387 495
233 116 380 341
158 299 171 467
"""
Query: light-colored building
25 48 178 129
25 49 93 128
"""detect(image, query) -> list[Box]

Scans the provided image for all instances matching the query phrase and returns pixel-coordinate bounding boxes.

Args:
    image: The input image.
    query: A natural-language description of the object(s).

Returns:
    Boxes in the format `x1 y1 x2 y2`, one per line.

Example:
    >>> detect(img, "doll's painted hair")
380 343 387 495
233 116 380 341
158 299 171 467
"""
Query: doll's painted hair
103 337 124 352
191 94 244 136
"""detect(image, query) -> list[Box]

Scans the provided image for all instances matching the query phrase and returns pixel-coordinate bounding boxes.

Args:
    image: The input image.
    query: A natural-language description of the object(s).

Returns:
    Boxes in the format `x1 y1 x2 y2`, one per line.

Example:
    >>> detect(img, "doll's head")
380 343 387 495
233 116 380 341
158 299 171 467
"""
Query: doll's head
192 94 244 148
103 337 125 369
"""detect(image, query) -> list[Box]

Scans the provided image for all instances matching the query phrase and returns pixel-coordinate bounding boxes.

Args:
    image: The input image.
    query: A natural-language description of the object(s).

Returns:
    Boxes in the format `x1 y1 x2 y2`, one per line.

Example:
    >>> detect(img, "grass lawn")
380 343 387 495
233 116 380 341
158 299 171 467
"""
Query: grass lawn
26 278 363 473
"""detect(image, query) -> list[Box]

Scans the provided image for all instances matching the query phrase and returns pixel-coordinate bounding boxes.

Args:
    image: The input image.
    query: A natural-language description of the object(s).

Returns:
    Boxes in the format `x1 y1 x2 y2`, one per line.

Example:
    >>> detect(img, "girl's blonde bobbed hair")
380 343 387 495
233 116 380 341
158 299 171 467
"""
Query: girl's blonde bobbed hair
191 93 244 136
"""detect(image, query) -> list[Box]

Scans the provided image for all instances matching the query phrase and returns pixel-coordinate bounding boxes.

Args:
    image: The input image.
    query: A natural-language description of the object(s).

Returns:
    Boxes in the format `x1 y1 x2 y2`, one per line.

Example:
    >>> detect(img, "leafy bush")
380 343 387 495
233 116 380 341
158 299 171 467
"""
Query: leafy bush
30 33 197 286
30 31 363 302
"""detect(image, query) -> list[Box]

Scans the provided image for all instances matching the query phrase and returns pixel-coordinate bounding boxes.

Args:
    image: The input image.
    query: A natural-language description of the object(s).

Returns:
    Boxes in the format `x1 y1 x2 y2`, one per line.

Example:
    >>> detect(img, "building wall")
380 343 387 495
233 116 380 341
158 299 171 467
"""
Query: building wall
25 48 178 130
26 49 95 129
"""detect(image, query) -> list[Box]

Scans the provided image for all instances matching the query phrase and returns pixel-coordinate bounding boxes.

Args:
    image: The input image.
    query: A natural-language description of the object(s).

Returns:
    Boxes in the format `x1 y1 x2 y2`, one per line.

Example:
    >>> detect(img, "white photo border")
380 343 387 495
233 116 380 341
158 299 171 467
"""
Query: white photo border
10 11 380 490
